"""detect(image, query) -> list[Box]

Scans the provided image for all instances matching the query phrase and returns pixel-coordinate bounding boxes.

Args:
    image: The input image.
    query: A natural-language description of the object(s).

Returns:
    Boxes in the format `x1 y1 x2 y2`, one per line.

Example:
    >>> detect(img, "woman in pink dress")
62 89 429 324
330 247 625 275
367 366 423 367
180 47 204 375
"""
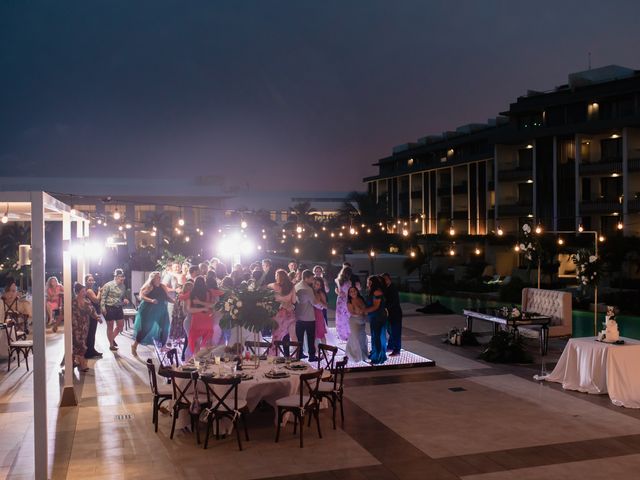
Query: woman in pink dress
313 277 328 344
268 269 297 354
334 266 353 341
46 276 64 332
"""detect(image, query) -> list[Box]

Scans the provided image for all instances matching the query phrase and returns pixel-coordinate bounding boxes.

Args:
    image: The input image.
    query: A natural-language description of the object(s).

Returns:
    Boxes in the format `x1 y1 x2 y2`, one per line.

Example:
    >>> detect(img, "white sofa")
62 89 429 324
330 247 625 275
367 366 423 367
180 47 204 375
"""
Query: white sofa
521 288 572 337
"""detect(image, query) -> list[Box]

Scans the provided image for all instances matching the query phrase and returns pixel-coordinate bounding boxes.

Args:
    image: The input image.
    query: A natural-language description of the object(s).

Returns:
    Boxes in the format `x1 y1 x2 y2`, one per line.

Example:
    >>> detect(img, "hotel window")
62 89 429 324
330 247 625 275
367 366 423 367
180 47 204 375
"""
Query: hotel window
601 138 622 162
135 205 155 222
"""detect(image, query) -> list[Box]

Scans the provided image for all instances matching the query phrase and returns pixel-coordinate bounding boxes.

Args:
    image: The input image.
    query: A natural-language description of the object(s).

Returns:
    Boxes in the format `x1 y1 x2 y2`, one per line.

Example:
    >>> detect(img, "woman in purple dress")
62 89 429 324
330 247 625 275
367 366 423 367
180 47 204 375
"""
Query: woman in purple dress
334 266 352 341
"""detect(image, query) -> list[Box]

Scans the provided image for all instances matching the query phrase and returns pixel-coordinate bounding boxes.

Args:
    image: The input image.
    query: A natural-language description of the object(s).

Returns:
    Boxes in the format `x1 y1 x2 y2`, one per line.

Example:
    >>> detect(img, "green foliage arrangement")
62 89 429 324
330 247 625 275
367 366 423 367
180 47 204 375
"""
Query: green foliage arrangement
216 284 279 333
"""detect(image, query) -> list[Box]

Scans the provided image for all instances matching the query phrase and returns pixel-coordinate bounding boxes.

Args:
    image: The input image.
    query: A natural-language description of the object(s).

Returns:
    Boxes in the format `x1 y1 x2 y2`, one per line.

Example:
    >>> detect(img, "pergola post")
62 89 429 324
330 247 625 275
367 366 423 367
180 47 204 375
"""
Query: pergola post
60 211 77 407
30 191 48 480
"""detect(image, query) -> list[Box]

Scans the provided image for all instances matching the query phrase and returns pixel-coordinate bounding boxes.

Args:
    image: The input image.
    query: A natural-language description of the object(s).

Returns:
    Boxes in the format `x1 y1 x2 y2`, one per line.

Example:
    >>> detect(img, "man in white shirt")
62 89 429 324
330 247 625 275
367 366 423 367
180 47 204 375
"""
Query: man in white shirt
295 270 320 361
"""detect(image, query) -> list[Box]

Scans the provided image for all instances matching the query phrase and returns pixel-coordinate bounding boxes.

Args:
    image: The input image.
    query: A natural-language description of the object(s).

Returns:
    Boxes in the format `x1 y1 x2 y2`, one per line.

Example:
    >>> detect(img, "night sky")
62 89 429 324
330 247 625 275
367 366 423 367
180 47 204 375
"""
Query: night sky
1 1 640 192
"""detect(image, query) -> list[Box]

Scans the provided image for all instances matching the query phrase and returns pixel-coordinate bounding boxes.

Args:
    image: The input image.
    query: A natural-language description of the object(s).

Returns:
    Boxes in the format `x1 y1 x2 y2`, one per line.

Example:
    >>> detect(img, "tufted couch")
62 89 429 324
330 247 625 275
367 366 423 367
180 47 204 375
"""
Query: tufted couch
521 288 572 337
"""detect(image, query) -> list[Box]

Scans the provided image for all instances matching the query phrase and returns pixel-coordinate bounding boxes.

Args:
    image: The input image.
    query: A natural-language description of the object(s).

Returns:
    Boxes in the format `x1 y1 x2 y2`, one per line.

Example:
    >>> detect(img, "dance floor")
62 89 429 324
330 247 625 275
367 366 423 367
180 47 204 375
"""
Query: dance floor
325 327 436 371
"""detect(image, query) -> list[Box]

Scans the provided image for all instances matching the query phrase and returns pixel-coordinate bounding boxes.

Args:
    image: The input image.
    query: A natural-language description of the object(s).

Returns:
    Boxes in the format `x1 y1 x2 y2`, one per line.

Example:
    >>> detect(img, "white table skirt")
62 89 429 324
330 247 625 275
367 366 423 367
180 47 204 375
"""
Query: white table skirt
542 337 640 408
173 361 312 430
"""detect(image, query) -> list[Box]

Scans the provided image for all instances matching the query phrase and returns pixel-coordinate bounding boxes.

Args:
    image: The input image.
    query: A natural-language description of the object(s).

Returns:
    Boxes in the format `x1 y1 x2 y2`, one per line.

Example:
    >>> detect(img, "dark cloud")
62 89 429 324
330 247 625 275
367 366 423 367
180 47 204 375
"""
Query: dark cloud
1 0 640 191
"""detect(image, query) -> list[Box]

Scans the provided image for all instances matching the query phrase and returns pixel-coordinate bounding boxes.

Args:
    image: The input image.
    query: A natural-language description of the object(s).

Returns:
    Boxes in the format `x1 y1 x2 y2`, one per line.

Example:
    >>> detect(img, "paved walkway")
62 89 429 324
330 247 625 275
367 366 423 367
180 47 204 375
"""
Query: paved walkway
2 304 640 479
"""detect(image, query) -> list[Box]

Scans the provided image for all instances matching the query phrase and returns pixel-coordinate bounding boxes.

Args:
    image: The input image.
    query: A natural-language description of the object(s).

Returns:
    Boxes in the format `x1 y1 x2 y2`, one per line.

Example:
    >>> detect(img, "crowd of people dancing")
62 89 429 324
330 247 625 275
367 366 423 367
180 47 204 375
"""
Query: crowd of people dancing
1 256 404 372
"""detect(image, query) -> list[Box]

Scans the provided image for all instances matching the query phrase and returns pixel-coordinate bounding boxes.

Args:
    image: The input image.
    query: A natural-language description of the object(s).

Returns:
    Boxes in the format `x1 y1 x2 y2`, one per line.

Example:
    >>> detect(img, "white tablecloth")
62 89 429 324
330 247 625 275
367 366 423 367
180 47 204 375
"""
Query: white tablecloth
173 360 313 430
543 337 640 408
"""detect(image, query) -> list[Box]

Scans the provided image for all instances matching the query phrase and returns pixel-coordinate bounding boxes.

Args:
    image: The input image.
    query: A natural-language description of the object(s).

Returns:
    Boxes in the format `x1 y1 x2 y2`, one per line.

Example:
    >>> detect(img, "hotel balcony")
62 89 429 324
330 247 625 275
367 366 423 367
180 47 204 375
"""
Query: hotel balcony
498 168 533 182
498 202 532 216
628 198 640 212
579 198 623 214
452 182 468 195
579 158 622 176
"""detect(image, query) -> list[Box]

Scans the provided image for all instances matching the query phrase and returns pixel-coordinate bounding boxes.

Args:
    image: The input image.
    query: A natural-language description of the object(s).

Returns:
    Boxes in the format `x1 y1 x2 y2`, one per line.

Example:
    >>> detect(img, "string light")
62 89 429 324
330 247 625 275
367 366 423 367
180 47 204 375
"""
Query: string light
557 238 564 245
535 224 543 234
178 218 185 227
449 247 455 256
402 229 409 237
410 250 416 258
449 224 455 236
474 248 481 255
599 235 605 242
578 224 584 233
113 209 121 220
349 227 356 235
185 236 190 242
125 223 132 229
294 247 300 255
496 226 504 236
296 225 302 233
514 244 520 252
369 249 375 257
331 248 337 255
617 220 624 230
241 220 248 229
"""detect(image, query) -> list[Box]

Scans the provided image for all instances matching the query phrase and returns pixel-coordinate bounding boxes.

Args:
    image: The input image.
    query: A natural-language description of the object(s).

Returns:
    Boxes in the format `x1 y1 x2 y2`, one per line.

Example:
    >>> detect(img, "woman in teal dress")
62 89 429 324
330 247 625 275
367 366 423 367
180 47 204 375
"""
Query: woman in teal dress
131 272 174 356
364 275 388 365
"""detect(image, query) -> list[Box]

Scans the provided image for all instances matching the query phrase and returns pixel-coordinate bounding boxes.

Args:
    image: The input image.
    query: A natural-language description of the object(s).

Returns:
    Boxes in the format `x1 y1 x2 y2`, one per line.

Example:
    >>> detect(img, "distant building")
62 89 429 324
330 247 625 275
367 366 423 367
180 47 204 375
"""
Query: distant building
0 176 350 251
365 65 640 237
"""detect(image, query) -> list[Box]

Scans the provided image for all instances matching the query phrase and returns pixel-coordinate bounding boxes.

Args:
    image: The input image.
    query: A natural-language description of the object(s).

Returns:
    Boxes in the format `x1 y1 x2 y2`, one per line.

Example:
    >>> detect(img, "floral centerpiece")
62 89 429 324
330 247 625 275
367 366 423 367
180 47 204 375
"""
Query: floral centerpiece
215 284 278 366
216 284 279 333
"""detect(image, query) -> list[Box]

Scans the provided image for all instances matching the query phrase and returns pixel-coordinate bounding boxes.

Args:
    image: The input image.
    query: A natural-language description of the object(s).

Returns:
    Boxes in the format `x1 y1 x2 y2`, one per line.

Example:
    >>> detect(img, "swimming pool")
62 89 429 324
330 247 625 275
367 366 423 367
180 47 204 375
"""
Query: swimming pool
399 292 640 340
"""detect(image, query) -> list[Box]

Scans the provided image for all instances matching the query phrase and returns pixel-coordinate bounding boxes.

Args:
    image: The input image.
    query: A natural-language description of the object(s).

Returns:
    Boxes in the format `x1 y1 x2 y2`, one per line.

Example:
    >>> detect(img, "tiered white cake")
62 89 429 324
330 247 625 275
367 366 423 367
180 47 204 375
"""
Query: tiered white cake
599 307 620 342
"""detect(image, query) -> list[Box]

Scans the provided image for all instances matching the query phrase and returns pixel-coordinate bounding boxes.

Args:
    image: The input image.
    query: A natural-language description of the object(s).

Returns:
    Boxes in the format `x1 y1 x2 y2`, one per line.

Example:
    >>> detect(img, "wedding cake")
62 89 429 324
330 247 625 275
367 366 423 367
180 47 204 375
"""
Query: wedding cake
598 306 620 342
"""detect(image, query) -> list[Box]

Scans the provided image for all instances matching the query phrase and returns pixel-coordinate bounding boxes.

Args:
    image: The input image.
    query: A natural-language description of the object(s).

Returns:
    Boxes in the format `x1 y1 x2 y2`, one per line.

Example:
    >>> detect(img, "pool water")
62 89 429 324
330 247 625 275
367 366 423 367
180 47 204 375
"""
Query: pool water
399 292 640 340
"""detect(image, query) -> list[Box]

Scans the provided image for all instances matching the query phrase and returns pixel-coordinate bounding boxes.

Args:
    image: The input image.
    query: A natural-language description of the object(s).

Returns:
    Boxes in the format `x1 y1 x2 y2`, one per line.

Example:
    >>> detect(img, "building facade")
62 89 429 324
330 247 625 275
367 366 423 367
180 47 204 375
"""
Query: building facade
365 65 640 238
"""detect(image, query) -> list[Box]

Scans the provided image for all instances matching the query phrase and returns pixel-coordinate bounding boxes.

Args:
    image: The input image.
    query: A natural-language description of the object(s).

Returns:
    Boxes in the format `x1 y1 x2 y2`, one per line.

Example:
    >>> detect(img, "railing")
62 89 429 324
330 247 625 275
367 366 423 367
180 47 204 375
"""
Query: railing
579 160 622 176
579 199 623 214
498 203 532 216
498 168 532 182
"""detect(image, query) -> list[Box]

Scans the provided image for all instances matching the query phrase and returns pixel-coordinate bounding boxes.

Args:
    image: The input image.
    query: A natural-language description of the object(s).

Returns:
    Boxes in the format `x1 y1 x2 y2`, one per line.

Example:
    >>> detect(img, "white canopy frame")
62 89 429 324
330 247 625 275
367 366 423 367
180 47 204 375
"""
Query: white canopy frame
0 191 90 480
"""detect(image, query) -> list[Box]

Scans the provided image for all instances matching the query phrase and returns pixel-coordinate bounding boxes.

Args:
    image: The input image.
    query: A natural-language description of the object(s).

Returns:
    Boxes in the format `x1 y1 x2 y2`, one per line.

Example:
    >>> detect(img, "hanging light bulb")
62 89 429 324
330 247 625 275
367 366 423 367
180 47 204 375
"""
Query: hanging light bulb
535 224 542 234
199 230 204 236
150 231 156 237
578 224 584 233
369 249 376 257
474 248 481 255
313 232 318 238
113 209 121 220
617 220 624 230
449 225 455 236
331 248 337 256
178 218 185 227
402 229 409 237
599 235 605 242
497 226 504 236
349 227 355 235
97 218 103 225
293 247 300 255
125 223 132 229
557 238 564 245
514 244 520 252
449 247 455 256
241 220 248 229
410 250 416 258
185 236 190 242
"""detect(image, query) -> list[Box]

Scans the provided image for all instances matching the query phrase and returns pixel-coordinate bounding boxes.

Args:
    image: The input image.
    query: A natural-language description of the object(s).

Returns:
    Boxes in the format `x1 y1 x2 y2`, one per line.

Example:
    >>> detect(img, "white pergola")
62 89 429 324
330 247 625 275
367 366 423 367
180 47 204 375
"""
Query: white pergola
0 191 90 480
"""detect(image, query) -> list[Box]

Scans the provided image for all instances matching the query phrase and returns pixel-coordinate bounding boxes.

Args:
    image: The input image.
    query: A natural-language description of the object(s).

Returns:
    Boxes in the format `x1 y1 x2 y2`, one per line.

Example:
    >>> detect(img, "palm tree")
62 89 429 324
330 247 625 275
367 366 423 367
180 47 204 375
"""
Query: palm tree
289 201 317 228
339 191 389 226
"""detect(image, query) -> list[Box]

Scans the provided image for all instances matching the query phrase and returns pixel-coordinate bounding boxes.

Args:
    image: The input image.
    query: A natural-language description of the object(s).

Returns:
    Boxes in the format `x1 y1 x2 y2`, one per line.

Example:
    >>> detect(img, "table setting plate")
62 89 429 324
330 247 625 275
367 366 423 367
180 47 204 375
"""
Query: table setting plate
264 370 290 379
284 363 308 371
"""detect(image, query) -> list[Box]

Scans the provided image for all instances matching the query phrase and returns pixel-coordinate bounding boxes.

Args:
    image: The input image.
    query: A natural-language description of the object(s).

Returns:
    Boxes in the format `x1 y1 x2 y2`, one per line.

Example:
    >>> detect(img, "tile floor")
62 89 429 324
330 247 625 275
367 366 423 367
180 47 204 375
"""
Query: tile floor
2 304 640 479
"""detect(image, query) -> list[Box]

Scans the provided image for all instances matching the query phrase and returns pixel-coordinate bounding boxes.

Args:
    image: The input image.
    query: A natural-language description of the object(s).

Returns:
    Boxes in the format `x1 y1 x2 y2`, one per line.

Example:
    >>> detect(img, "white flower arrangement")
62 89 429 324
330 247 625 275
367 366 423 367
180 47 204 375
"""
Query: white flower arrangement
571 249 601 286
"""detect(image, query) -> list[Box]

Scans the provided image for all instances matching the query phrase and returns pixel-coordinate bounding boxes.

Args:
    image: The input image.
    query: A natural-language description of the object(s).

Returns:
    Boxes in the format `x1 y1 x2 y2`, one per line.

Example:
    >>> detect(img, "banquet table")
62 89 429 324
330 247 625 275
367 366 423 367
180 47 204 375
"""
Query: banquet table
172 359 317 431
541 337 640 408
